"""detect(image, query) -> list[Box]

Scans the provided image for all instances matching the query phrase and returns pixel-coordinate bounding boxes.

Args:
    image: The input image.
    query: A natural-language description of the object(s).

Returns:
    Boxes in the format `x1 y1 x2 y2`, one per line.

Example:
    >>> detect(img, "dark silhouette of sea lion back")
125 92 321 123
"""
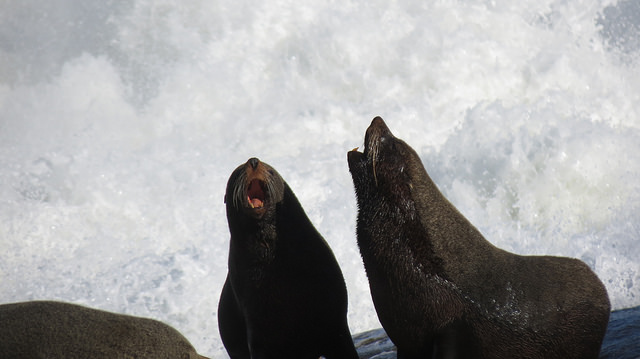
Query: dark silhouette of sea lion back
218 157 358 359
0 300 208 359
347 117 611 359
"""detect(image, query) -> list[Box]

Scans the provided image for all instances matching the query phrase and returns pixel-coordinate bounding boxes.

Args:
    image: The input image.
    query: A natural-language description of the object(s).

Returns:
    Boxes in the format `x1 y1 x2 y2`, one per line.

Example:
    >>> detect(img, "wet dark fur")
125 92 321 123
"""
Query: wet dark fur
0 301 207 359
218 158 358 359
347 117 611 359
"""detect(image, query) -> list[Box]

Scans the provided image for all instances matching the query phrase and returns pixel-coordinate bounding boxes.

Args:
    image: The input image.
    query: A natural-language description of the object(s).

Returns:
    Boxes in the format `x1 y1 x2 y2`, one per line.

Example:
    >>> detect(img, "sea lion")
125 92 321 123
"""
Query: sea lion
0 300 208 359
347 117 611 359
218 157 359 359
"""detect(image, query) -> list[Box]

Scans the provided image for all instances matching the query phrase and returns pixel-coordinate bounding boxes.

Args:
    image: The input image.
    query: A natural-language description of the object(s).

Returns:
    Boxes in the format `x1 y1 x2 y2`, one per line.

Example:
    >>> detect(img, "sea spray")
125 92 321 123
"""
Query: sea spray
1 0 639 357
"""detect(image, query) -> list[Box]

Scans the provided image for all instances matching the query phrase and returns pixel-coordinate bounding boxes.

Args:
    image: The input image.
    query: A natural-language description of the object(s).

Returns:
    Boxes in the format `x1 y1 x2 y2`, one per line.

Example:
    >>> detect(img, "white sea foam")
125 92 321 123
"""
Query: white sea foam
1 0 639 357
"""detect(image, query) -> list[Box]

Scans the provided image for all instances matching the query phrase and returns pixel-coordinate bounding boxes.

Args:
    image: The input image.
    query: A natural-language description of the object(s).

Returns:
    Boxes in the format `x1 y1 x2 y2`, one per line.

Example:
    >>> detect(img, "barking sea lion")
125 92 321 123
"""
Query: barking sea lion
218 157 358 359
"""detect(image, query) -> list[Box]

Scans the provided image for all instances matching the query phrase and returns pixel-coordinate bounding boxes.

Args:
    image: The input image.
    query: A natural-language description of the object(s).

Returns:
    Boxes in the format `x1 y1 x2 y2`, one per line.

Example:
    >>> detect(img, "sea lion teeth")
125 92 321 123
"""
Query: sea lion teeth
248 197 263 208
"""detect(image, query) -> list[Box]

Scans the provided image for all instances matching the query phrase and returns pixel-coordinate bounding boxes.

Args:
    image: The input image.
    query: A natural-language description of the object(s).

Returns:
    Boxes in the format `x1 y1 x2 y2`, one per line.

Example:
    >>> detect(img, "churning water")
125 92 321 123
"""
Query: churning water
1 0 639 356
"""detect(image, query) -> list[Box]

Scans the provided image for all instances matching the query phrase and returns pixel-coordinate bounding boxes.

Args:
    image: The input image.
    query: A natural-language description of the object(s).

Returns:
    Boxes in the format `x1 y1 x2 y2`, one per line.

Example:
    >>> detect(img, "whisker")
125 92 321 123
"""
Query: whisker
372 144 379 187
232 171 247 209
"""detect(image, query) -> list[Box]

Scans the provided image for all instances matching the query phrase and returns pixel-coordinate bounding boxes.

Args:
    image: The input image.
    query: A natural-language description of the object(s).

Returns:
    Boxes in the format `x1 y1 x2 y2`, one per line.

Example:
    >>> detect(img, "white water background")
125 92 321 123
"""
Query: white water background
1 0 639 356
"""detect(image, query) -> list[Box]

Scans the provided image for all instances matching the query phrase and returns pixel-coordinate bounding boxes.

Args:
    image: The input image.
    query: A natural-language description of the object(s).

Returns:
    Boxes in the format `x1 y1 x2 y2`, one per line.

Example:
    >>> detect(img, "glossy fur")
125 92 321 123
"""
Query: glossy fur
347 117 610 359
0 301 208 359
218 158 358 359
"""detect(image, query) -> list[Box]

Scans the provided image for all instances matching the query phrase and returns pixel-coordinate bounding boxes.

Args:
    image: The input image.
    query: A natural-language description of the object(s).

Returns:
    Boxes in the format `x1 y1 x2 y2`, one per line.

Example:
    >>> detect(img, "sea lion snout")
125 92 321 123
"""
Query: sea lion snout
348 116 395 189
365 116 393 154
248 157 260 169
224 158 286 219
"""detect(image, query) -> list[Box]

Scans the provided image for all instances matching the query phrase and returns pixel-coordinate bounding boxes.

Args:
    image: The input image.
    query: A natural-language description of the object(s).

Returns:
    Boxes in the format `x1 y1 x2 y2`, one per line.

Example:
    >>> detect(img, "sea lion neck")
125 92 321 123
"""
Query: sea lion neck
349 117 433 209
349 117 470 266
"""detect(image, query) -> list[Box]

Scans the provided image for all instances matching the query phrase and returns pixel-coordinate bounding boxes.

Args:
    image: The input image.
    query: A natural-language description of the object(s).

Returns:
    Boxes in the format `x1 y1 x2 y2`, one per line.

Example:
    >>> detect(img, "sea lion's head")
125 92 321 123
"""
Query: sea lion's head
225 157 285 220
348 117 433 220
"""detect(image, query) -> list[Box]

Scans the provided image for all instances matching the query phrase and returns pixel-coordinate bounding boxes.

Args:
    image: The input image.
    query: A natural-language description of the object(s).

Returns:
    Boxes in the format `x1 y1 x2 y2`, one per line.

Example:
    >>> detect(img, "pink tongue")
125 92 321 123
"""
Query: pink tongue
250 197 263 208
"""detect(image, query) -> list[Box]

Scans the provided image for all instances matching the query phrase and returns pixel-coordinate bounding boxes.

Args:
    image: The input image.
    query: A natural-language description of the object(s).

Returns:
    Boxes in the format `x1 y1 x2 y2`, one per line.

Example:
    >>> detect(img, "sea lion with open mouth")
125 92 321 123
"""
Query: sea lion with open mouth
218 157 358 359
347 117 610 358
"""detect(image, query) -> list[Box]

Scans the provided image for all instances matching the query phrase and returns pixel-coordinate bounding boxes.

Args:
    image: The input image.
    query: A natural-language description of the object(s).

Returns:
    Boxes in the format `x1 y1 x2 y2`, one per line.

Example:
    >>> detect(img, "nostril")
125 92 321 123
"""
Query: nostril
248 157 260 169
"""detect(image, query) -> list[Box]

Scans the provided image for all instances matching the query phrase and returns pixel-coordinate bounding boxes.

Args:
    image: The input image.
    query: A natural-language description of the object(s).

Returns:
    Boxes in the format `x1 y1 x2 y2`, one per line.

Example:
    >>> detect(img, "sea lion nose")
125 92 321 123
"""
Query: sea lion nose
248 157 260 169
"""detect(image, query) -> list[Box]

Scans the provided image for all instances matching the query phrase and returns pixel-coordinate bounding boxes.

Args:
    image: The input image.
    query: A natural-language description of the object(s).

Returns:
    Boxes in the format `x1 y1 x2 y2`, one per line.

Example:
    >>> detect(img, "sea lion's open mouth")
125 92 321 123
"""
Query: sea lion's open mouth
247 179 266 209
